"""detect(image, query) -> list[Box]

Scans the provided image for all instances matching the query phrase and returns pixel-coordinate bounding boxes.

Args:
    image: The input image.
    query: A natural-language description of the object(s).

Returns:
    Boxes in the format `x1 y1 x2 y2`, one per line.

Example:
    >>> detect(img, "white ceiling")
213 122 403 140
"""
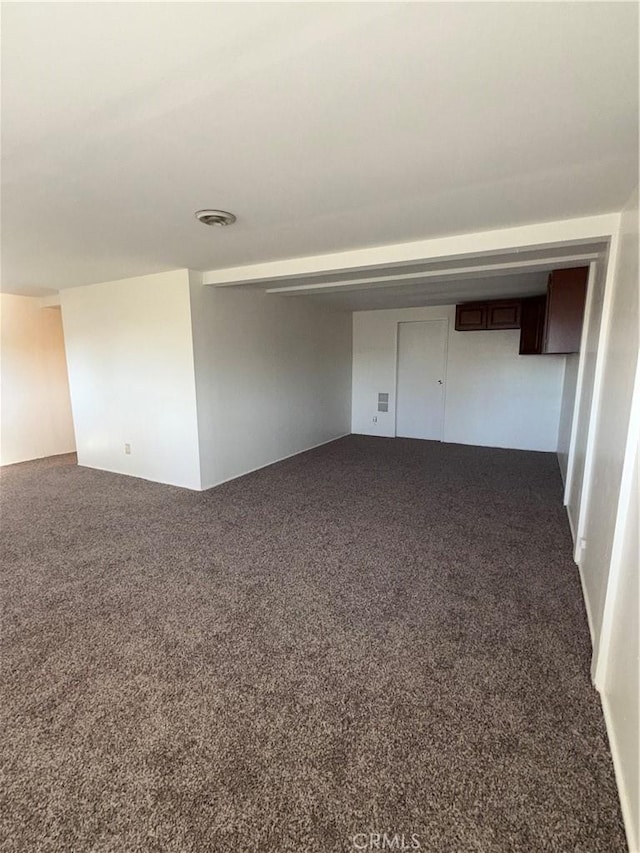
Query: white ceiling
2 2 638 296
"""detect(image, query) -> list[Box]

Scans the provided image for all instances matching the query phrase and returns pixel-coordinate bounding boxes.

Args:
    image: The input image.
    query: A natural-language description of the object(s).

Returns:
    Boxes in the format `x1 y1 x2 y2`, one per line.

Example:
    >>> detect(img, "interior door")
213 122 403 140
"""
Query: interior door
396 320 447 440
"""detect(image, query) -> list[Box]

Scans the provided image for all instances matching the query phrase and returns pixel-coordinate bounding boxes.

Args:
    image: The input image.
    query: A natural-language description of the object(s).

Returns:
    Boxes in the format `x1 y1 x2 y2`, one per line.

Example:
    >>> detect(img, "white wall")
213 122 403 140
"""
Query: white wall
577 193 638 655
352 305 565 452
61 270 201 490
0 294 76 465
577 189 638 851
602 438 638 853
557 190 639 851
189 276 352 489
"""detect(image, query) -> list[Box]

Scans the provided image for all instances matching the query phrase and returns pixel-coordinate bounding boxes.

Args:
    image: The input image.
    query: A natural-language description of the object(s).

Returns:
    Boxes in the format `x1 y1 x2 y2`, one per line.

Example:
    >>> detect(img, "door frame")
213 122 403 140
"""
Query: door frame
394 318 449 441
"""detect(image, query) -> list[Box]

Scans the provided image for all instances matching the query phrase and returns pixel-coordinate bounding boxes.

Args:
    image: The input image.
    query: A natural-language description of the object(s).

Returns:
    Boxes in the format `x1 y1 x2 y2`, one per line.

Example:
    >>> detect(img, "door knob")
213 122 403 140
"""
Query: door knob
438 379 443 384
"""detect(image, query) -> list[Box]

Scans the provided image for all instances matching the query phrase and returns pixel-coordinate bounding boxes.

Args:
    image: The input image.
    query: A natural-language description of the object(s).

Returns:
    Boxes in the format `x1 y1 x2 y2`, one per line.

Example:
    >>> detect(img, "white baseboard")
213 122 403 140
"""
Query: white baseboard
564 503 596 645
601 692 640 853
1 447 77 467
557 451 567 488
567 504 577 548
201 432 351 491
576 557 595 650
75 434 352 491
564 503 596 651
75 462 201 491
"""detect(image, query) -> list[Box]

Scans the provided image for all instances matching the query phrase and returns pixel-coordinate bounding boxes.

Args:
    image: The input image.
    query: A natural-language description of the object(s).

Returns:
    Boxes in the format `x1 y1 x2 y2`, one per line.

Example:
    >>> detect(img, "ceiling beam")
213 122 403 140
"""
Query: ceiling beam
202 213 618 287
265 254 600 295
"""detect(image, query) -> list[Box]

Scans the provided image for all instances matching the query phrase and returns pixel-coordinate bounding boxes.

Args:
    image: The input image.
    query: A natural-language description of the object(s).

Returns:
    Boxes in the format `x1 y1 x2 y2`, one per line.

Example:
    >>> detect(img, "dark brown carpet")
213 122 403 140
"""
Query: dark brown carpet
0 436 626 852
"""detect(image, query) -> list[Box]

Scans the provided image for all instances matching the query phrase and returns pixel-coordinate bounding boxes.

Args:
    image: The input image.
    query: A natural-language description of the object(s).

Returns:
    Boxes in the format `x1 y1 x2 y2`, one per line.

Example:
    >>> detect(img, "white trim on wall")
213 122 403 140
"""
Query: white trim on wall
392 320 400 438
577 555 596 649
566 505 577 552
558 357 568 488
574 233 622 555
563 261 598 514
593 353 640 689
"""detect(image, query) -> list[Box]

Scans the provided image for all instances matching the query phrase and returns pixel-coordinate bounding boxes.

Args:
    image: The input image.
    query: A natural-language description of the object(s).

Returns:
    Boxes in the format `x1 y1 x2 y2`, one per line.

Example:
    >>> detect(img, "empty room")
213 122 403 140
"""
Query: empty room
1 3 638 852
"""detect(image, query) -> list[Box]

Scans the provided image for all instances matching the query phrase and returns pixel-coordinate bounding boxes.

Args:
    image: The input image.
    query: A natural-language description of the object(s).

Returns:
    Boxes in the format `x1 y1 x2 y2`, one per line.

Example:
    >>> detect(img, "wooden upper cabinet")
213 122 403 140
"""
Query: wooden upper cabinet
519 295 546 354
543 267 588 354
455 299 521 331
518 266 588 355
486 300 521 330
455 302 487 331
456 268 587 354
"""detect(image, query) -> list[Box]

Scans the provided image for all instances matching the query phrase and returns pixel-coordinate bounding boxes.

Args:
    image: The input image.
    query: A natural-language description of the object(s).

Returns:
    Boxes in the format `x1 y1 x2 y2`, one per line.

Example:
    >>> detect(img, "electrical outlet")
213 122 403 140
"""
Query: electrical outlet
372 416 378 423
124 443 131 455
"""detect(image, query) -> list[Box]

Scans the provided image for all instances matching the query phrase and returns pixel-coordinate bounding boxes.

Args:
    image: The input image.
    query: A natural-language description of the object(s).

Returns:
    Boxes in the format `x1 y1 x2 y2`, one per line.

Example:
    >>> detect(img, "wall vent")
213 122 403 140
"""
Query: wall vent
377 392 389 413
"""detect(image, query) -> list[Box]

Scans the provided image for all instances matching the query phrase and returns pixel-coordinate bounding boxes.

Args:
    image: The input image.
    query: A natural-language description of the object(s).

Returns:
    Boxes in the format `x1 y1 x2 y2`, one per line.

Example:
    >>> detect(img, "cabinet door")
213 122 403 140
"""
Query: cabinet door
486 300 521 329
519 295 546 354
543 267 588 354
455 302 487 330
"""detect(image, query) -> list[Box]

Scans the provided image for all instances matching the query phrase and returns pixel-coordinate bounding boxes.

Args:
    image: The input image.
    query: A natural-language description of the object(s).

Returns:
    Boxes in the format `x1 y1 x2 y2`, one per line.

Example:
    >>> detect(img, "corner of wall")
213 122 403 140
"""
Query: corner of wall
0 292 76 465
59 269 202 490
187 272 216 490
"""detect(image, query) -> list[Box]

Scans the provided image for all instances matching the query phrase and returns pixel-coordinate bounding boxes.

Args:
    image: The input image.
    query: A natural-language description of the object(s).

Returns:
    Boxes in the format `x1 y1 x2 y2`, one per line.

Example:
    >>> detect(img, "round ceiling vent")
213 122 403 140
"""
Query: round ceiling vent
195 209 237 227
